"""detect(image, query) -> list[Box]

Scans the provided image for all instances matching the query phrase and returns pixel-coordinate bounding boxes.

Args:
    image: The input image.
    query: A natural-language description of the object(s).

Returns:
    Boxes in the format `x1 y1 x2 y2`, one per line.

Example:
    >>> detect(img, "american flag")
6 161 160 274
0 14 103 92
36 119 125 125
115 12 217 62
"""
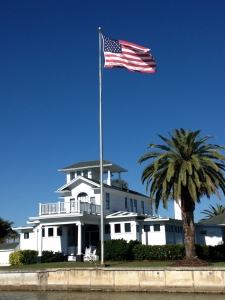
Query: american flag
103 35 157 73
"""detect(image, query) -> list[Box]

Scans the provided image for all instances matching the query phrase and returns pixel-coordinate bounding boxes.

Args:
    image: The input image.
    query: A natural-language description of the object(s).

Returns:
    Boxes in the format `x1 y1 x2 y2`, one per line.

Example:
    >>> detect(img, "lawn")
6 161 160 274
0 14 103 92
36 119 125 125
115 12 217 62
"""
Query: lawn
1 260 225 270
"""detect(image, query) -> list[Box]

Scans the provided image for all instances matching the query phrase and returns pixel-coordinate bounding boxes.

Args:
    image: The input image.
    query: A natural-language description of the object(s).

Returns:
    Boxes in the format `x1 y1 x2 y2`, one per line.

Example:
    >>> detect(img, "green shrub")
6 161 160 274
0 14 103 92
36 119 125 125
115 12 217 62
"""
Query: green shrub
42 250 64 262
97 239 127 261
133 244 185 261
21 250 38 264
9 250 24 265
9 250 38 265
127 240 141 260
97 239 141 261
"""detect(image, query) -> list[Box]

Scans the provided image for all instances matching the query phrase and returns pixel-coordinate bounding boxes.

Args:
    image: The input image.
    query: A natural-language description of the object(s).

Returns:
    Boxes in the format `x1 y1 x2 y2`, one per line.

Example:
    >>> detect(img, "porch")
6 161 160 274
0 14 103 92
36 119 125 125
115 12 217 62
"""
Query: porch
39 201 101 215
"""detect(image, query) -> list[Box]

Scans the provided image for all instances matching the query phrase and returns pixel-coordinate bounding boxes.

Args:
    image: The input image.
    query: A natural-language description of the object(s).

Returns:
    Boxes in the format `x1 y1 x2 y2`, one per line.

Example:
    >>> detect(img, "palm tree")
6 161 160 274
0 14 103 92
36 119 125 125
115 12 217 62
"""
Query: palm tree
0 217 16 243
138 129 225 259
199 204 225 222
112 178 129 189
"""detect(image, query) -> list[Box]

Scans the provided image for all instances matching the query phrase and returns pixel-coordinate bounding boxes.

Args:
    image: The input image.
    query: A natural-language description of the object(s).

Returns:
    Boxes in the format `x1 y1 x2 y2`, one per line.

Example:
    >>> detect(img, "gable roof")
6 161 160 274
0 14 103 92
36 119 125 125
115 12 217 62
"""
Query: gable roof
59 160 127 173
56 176 149 198
199 212 225 225
56 176 100 192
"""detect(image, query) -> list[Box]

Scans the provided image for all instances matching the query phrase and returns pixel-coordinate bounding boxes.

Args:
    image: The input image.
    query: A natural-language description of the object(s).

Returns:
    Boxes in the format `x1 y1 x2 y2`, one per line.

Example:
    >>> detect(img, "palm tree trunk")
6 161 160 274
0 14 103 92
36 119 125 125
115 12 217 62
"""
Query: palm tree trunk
181 187 196 259
182 211 196 258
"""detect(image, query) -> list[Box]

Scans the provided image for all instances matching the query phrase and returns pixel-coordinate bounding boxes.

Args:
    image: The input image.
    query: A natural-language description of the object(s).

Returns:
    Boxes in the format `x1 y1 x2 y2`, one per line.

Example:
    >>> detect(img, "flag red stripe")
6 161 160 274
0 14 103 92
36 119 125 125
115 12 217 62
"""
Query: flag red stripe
105 65 156 73
104 53 156 63
103 35 157 74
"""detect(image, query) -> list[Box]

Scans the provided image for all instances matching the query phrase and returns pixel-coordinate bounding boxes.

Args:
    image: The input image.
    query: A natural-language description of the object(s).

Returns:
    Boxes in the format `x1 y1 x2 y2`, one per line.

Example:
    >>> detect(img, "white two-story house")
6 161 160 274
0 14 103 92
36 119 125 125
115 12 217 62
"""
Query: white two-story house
14 160 186 263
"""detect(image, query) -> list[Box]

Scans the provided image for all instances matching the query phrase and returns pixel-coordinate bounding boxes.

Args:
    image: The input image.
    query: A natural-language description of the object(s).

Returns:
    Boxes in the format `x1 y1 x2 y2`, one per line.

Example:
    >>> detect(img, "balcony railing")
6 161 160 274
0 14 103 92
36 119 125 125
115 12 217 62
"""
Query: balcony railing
39 201 101 215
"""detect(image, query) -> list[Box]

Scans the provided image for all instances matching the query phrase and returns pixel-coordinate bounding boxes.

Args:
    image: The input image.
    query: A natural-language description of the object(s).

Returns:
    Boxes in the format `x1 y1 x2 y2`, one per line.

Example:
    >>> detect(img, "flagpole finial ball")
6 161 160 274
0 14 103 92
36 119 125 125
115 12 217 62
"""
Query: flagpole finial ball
98 27 102 31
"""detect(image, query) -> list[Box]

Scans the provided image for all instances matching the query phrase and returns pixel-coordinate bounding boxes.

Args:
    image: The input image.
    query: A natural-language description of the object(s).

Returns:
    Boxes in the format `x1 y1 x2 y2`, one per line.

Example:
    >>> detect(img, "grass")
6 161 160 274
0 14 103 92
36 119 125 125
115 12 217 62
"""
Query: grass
1 260 225 270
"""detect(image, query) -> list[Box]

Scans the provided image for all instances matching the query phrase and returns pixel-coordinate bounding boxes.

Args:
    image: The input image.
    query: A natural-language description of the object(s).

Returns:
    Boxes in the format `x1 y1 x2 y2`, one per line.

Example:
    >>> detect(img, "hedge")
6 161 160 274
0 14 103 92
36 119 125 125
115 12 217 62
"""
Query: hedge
97 239 225 261
97 239 141 261
133 244 185 261
9 250 64 265
42 250 64 263
9 250 38 265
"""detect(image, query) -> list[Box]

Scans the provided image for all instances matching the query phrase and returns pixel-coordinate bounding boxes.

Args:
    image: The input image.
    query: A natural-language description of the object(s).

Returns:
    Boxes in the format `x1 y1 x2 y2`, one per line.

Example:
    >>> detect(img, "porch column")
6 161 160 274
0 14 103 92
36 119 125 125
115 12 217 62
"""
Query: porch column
107 170 111 186
37 224 43 263
76 222 83 262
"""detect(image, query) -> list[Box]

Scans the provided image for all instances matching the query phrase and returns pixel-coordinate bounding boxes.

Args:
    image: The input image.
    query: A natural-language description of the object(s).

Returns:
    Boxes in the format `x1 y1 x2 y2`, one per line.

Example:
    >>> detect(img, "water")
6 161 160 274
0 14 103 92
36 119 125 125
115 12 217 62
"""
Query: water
0 291 224 300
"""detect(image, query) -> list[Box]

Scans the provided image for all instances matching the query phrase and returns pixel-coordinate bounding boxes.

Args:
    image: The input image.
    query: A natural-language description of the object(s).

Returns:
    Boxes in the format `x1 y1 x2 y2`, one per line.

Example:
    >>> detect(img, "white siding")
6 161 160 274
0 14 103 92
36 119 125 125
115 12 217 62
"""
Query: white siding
110 221 138 242
20 230 36 250
141 223 166 245
0 250 14 265
196 226 223 246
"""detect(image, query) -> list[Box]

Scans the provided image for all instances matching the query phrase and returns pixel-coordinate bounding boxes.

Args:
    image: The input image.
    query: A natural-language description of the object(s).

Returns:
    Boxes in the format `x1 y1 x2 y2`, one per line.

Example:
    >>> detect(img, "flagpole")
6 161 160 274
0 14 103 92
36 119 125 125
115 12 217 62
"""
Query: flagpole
99 27 104 265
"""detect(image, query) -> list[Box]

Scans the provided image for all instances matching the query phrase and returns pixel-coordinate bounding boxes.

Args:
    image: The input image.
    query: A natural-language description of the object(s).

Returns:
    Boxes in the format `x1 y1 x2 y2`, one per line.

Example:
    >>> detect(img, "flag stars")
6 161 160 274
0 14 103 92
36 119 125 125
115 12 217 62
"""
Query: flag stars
103 36 122 53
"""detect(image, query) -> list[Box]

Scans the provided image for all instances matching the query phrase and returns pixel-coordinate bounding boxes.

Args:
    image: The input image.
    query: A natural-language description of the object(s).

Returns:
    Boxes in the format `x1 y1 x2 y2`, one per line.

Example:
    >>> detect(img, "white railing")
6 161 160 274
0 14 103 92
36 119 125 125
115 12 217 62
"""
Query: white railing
39 201 101 215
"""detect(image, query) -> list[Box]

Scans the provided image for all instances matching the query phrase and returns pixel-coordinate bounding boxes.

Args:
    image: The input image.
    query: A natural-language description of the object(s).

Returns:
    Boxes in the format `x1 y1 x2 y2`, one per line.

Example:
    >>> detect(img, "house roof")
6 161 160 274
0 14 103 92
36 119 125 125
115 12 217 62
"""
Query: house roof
56 176 149 198
59 160 127 173
0 242 19 251
198 212 225 225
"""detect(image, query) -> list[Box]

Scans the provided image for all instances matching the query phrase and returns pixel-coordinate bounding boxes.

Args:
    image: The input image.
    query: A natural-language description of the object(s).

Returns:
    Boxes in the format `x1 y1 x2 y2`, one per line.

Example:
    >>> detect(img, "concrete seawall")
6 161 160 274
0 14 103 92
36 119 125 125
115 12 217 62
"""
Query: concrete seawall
0 267 225 293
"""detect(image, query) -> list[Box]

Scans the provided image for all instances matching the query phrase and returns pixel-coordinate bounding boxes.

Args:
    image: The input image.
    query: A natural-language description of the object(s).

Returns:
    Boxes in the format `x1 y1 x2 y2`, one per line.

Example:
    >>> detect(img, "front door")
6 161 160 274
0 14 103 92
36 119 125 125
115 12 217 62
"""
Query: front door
85 225 99 247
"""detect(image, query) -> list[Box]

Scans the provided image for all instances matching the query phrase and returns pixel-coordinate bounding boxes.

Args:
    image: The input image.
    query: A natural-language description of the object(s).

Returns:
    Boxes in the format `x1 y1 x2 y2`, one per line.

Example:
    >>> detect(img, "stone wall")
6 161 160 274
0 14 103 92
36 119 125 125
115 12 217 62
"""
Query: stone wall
0 267 225 293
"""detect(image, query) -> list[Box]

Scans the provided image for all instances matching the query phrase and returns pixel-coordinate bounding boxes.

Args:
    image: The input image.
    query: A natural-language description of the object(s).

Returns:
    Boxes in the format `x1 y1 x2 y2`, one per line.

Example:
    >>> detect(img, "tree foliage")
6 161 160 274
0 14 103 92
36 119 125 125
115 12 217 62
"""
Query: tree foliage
0 217 17 242
139 129 225 259
112 178 129 189
199 204 225 222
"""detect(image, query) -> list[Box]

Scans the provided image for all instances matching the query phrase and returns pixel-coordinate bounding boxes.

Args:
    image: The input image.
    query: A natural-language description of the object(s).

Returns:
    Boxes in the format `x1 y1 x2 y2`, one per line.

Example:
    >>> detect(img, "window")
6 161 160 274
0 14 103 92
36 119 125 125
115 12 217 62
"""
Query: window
70 198 75 211
165 225 168 232
68 227 71 236
83 170 88 178
72 227 76 236
77 192 88 202
90 197 96 204
125 197 127 209
171 225 174 232
141 201 144 214
106 193 110 209
48 228 54 237
154 224 160 231
200 230 207 235
134 199 137 213
114 224 121 233
175 226 177 233
105 224 111 234
144 225 150 232
70 172 75 180
125 223 131 232
136 225 139 232
130 199 133 212
42 228 45 237
77 171 81 176
24 232 29 239
57 227 62 236
168 225 171 232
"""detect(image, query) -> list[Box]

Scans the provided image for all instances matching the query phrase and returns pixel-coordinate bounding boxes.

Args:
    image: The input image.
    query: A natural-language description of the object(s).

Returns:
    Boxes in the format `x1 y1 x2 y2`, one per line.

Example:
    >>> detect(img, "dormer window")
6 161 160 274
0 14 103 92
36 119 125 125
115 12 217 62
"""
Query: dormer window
77 171 81 176
70 172 75 180
83 170 88 178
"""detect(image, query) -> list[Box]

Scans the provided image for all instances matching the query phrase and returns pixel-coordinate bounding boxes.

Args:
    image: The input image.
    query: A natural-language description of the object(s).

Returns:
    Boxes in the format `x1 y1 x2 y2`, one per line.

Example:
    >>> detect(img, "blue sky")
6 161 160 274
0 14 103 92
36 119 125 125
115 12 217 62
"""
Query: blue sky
1 0 225 226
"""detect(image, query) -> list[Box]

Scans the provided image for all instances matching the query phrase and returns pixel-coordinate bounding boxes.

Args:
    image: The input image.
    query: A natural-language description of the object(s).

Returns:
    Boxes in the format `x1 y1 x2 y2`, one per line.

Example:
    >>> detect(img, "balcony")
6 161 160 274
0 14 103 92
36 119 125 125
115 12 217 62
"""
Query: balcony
39 201 101 215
